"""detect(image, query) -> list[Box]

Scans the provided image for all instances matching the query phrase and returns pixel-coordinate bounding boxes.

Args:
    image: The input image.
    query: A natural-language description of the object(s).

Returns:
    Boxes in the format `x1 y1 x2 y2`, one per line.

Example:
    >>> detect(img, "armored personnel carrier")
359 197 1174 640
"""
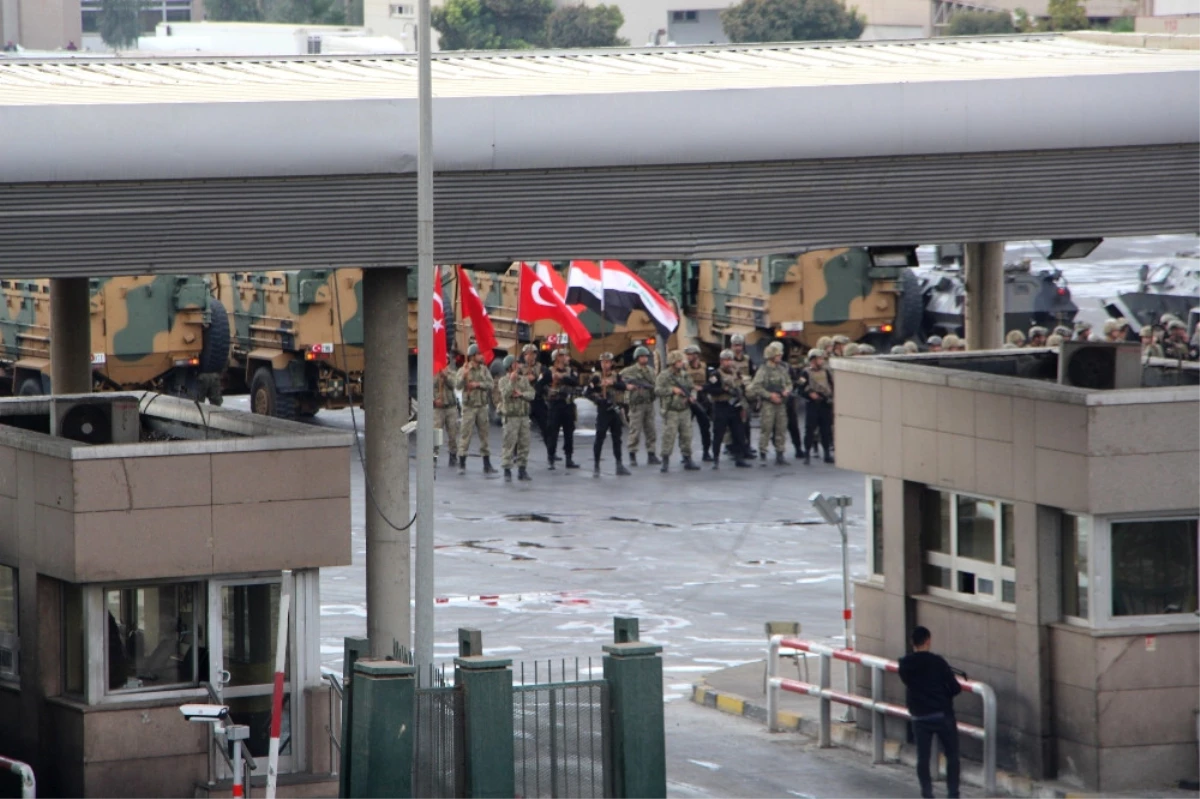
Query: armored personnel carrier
918 256 1078 338
1103 251 1200 333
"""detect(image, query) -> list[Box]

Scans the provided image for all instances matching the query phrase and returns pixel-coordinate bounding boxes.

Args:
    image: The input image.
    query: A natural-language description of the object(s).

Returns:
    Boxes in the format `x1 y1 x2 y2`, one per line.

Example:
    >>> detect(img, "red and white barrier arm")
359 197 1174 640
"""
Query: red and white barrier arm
265 584 292 799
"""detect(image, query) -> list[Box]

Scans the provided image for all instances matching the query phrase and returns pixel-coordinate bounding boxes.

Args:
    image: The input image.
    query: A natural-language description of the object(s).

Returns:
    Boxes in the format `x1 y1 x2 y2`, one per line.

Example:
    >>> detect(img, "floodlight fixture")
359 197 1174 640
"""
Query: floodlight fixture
1048 238 1102 260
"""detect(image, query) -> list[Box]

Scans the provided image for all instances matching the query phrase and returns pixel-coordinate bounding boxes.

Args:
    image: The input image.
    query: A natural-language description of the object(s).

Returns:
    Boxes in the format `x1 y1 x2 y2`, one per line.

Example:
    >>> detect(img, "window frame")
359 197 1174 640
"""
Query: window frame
1092 513 1199 630
922 488 1016 611
1060 512 1092 626
0 564 17 683
865 476 884 581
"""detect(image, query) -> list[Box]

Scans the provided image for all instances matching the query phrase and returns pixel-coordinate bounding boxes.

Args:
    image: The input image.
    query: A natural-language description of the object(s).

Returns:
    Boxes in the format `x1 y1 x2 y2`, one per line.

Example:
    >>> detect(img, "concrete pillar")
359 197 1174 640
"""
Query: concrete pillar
879 478 925 738
348 659 416 798
362 267 411 659
963 242 1005 351
49 277 92 394
603 638 666 798
455 656 515 798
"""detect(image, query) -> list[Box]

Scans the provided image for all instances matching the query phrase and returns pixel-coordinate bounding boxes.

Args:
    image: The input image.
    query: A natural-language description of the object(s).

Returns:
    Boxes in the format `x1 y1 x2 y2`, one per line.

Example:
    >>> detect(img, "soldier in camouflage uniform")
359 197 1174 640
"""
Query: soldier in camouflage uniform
798 348 835 465
585 352 631 477
684 345 713 462
1140 325 1164 359
703 349 752 470
521 343 548 439
725 333 756 458
197 372 223 406
456 344 497 475
1004 329 1026 349
1027 326 1049 347
747 341 792 465
620 346 660 467
655 350 702 473
433 358 461 467
1164 319 1196 360
497 355 534 482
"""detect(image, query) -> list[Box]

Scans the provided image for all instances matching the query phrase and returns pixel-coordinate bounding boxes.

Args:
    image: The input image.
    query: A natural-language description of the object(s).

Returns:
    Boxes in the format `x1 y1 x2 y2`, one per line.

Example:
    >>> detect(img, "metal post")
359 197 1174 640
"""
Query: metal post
871 668 884 764
818 652 831 748
228 725 250 798
979 682 998 796
413 0 436 687
766 636 780 733
838 499 855 722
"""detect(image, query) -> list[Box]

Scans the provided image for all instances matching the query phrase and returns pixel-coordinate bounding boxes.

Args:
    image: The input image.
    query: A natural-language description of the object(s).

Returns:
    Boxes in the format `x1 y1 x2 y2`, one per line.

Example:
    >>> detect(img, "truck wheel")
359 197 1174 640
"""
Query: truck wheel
250 367 297 420
199 300 231 375
893 268 924 343
17 376 43 396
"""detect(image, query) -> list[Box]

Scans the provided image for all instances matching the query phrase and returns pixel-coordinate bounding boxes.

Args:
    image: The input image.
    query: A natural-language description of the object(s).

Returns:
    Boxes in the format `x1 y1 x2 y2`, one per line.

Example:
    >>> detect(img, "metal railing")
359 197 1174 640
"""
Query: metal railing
0 754 35 798
766 636 997 795
203 682 259 798
323 672 343 778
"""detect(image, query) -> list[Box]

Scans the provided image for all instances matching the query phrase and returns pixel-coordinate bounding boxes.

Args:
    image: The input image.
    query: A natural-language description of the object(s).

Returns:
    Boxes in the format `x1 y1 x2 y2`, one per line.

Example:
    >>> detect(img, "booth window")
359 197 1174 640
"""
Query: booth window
0 566 16 680
104 582 203 693
1111 519 1197 617
1061 514 1090 620
63 583 85 696
921 488 1016 609
867 477 884 577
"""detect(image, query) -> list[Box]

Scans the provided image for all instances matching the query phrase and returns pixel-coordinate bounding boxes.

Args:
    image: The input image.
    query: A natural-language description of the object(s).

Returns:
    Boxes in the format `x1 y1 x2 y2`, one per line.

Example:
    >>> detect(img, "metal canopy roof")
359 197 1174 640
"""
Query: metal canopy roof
0 34 1196 276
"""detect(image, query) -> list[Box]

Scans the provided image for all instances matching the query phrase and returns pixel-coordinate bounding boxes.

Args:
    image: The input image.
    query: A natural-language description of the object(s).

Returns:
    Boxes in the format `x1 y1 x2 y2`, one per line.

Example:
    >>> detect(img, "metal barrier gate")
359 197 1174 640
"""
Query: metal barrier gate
513 660 612 799
413 683 466 799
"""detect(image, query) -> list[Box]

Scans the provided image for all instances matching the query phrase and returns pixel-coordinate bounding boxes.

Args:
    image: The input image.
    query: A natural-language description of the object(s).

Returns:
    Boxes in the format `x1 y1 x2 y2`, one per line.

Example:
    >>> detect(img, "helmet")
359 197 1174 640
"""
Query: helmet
599 351 614 361
1160 313 1181 326
1140 326 1156 338
842 342 860 357
807 348 824 361
890 345 907 355
942 334 962 350
1102 319 1120 335
730 334 745 345
552 348 569 360
927 335 943 346
467 343 480 357
1028 326 1049 339
521 343 537 354
719 348 735 360
832 335 851 345
684 345 701 355
1074 319 1092 330
857 343 876 355
666 350 685 365
1167 319 1187 331
764 341 784 358
903 341 919 354
1045 334 1064 347
1116 317 1130 328
634 346 650 359
1005 330 1026 346
1053 326 1072 338
816 336 834 351
502 355 515 370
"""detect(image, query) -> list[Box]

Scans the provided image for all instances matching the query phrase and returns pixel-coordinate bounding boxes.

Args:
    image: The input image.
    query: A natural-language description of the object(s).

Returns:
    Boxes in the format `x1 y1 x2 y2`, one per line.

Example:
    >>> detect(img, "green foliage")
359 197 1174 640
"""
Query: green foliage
345 0 363 26
1043 0 1088 30
721 0 865 44
204 0 263 22
432 0 553 50
98 0 145 50
546 3 628 48
264 0 346 25
1013 7 1035 32
945 10 1015 35
1102 15 1134 31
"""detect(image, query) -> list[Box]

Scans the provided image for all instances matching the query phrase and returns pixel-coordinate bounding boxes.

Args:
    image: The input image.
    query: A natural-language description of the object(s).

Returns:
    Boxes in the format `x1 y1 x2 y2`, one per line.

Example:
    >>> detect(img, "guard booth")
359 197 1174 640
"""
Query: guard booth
0 393 352 797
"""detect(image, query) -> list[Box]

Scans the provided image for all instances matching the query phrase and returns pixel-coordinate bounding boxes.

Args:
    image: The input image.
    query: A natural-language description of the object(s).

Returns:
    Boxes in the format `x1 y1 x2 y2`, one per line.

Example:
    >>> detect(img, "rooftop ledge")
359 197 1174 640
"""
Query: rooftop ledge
0 391 352 459
831 348 1200 407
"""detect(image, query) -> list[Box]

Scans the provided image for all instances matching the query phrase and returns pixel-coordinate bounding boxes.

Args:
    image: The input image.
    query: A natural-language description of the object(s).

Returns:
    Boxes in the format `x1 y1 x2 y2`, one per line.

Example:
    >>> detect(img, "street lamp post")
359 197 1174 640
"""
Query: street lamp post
809 492 854 720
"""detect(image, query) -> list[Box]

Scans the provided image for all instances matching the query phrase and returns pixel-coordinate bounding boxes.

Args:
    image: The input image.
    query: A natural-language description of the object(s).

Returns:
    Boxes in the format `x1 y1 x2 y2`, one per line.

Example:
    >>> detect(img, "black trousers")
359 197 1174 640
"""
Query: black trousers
546 401 575 461
593 408 624 463
689 401 712 455
711 403 748 462
530 397 548 439
786 396 803 454
913 714 960 799
804 400 833 454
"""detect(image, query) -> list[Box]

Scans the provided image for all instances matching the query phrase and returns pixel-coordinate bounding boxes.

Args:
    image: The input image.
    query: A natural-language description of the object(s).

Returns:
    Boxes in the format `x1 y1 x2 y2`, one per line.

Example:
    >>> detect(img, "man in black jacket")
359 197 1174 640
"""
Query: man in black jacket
898 626 962 799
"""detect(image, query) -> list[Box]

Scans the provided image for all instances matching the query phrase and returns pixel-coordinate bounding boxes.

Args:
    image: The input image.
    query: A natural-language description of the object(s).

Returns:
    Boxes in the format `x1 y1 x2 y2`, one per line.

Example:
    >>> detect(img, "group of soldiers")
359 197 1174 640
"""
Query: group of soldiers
997 315 1198 361
431 333 843 482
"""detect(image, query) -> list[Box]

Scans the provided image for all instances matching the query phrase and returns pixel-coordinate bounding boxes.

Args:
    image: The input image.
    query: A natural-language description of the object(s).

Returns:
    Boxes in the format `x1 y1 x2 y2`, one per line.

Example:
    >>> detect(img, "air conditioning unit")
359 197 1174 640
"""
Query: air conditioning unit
0 630 18 680
1058 342 1142 390
50 396 140 445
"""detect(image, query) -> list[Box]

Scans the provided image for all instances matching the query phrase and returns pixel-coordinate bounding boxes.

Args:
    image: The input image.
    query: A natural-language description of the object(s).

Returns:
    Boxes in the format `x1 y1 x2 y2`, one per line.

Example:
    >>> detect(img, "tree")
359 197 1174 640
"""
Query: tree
264 0 346 24
945 10 1015 35
546 3 628 48
432 0 553 50
1043 0 1088 30
1013 7 1035 32
98 0 145 50
721 0 865 44
204 0 263 22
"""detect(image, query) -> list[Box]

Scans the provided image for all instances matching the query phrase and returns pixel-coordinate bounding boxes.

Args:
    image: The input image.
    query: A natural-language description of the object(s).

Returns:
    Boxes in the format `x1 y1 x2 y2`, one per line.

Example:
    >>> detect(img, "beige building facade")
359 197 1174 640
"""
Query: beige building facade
834 349 1199 791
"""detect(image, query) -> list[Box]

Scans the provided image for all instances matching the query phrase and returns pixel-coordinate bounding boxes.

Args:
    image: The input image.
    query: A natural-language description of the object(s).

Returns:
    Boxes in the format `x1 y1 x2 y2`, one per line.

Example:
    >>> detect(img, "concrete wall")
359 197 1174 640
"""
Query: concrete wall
5 0 82 49
667 9 727 44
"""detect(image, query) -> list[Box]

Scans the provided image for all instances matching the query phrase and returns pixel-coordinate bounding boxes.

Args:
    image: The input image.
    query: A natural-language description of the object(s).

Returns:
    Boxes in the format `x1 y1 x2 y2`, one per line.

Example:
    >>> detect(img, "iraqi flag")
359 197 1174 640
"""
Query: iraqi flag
569 260 679 337
565 260 604 315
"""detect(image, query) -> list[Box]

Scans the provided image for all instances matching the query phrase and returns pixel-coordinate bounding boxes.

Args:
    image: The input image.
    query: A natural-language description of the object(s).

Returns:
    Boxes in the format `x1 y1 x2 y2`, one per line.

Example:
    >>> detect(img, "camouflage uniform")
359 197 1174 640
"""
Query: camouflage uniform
798 350 835 464
620 360 658 463
747 346 791 460
685 350 713 461
197 372 223 406
655 353 700 470
433 365 460 463
456 362 494 459
497 369 535 473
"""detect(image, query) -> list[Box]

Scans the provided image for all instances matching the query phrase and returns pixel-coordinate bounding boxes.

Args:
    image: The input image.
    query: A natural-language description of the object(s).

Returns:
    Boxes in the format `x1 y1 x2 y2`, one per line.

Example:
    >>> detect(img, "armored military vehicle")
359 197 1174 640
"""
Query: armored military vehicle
918 256 1078 338
634 248 919 361
0 275 227 397
1103 251 1200 333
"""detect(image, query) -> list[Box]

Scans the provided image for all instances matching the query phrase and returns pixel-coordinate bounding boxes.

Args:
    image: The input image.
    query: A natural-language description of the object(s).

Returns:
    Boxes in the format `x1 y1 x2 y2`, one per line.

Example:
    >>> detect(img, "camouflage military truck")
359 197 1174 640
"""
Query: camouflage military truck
635 248 920 362
0 275 228 397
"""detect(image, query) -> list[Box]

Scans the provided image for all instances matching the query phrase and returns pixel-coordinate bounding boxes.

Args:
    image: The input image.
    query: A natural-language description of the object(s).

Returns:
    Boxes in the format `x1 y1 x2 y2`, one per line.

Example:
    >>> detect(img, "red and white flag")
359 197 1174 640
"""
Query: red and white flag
565 260 604 316
566 259 679 338
517 263 592 352
432 266 448 374
522 261 586 314
457 266 498 364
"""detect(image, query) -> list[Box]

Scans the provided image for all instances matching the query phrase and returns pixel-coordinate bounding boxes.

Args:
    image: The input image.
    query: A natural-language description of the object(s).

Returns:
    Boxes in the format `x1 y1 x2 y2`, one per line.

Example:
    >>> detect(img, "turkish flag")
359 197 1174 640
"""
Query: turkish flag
517 263 592 352
457 266 497 364
432 266 448 375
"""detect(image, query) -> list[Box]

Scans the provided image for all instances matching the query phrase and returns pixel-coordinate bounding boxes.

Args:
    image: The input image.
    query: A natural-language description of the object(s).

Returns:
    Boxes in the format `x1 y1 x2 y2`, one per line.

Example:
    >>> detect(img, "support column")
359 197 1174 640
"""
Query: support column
363 267 411 658
879 478 925 738
603 629 666 799
348 660 416 798
963 242 1005 351
49 277 91 393
1013 503 1061 778
456 656 515 798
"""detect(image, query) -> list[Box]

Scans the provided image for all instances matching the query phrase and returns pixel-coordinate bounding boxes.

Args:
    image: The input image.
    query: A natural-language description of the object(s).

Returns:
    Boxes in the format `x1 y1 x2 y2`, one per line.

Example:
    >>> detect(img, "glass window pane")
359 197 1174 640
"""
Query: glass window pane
222 583 289 687
63 583 84 695
1001 504 1015 567
923 563 951 589
1111 519 1198 617
1001 580 1016 604
871 479 884 576
956 496 996 563
105 583 199 691
0 566 15 635
1061 515 1089 619
922 490 951 554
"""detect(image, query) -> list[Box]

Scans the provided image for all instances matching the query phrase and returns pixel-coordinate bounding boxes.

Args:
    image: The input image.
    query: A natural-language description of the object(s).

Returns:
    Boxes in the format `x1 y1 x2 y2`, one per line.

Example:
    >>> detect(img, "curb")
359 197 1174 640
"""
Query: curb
690 678 1099 799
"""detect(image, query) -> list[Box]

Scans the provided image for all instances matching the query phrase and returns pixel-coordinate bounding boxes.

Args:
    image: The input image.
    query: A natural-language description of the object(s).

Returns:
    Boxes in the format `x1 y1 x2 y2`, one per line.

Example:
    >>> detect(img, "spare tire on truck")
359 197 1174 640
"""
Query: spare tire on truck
199 300 231 375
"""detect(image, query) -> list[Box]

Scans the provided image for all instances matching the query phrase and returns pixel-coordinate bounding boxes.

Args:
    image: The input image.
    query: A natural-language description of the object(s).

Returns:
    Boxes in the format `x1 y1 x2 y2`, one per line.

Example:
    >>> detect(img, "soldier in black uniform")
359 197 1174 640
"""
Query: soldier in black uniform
704 349 753 470
584 352 632 477
538 348 580 470
521 343 548 439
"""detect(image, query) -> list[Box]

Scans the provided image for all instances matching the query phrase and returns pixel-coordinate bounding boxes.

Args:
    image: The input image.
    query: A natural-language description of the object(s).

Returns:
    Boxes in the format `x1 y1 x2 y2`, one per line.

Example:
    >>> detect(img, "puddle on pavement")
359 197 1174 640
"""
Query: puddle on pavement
607 516 676 529
506 513 562 524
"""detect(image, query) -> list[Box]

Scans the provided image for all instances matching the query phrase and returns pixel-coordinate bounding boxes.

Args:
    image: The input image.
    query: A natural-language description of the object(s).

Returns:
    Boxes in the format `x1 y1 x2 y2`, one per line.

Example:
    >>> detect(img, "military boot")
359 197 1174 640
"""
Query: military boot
483 456 497 475
647 452 661 466
457 456 467 475
803 449 812 466
593 461 601 478
547 454 557 471
504 468 512 482
518 466 532 481
660 456 669 473
776 452 789 466
823 450 835 464
683 457 700 471
735 457 753 468
565 458 581 469
615 459 631 477
449 453 458 468
702 450 713 463
760 450 768 465
711 457 719 471
629 452 638 467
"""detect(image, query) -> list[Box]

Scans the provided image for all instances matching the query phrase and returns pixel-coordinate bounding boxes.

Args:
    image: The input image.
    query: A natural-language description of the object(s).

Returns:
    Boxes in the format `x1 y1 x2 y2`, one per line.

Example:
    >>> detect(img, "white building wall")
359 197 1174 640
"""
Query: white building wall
666 8 727 44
